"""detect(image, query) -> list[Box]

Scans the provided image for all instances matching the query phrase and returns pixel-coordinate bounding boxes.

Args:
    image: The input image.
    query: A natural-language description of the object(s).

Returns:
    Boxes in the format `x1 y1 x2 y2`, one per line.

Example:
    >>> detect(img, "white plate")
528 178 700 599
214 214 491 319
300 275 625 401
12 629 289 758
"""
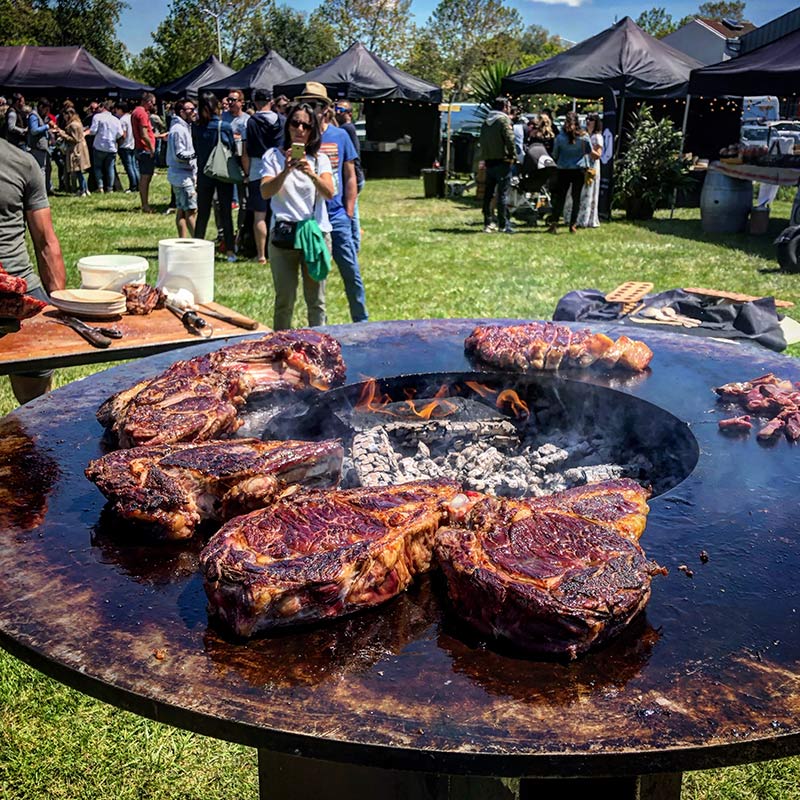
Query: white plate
50 289 126 305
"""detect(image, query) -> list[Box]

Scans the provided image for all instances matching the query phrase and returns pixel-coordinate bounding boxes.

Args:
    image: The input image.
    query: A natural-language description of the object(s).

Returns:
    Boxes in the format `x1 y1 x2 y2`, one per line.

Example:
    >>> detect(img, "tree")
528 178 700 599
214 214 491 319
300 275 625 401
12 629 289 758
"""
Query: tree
635 7 677 38
516 23 566 65
422 0 523 98
0 0 46 45
697 1 747 21
239 5 340 73
316 0 416 64
130 0 261 86
403 28 446 86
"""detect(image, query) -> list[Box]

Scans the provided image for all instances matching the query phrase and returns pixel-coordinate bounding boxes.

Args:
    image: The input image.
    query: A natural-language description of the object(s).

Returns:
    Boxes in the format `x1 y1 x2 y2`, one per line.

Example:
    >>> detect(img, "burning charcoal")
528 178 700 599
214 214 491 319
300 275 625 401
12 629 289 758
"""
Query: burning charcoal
531 443 570 469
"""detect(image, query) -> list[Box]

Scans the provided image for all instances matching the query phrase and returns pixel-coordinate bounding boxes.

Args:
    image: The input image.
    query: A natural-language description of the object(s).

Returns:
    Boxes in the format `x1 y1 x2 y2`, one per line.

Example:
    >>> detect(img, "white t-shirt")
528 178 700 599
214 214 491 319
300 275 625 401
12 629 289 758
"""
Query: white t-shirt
118 113 134 149
262 148 332 233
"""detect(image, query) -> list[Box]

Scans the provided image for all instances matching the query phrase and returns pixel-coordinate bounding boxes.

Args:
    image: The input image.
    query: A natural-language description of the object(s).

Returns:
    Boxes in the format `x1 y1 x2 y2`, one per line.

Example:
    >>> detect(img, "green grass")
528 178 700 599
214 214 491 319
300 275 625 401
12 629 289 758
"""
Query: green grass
2 176 800 798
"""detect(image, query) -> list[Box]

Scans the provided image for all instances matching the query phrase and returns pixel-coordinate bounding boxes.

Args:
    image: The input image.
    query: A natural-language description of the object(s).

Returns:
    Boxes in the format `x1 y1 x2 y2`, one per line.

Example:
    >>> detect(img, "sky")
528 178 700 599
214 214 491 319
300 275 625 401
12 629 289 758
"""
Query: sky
119 0 790 56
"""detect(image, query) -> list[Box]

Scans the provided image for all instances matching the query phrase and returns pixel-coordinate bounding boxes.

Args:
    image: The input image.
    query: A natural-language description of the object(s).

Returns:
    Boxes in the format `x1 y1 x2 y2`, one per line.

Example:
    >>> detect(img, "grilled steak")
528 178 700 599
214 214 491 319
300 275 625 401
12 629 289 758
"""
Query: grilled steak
97 330 346 447
435 479 664 659
200 478 461 637
0 265 47 319
465 322 653 373
86 438 344 539
122 283 165 315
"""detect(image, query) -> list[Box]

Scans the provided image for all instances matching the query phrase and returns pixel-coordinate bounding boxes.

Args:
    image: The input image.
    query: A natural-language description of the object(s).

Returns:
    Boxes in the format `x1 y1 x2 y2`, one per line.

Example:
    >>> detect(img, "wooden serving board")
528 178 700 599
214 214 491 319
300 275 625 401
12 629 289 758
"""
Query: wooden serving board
0 302 269 375
683 287 794 309
605 282 654 315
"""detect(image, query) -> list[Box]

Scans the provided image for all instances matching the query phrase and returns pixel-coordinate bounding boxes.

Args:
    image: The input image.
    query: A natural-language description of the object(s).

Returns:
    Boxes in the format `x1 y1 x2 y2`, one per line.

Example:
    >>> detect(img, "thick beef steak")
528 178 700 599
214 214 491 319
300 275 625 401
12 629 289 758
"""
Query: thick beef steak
435 479 665 659
200 479 461 637
0 264 47 320
97 330 346 447
86 438 344 539
465 322 653 373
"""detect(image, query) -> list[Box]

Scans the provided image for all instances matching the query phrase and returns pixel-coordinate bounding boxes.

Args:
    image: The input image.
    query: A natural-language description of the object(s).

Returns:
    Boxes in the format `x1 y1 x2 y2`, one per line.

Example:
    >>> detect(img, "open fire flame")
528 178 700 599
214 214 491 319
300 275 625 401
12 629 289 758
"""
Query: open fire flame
355 379 529 420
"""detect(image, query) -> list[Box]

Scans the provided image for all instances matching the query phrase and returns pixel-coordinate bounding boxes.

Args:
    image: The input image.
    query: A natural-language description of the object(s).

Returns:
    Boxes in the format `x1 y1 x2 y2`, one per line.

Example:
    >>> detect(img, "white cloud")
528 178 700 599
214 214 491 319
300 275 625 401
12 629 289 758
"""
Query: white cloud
529 0 589 6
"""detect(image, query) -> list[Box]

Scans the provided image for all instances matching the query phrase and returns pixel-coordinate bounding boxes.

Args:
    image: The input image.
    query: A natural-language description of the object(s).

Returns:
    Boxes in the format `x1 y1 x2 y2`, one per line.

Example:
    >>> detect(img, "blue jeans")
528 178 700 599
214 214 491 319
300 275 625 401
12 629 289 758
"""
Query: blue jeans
118 147 139 190
93 150 116 192
74 171 87 194
330 211 368 322
351 198 361 253
482 160 512 229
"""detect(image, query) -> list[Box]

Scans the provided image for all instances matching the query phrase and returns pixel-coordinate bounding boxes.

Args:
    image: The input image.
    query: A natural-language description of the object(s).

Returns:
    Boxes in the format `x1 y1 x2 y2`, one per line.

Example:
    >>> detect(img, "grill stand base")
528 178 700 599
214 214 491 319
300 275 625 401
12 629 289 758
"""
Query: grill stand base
258 751 683 799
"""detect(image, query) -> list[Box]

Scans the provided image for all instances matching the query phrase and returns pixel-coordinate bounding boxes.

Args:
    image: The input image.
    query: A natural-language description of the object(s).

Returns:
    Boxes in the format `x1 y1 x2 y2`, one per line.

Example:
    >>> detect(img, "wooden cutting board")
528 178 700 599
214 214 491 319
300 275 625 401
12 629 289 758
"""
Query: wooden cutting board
605 282 654 315
683 287 794 309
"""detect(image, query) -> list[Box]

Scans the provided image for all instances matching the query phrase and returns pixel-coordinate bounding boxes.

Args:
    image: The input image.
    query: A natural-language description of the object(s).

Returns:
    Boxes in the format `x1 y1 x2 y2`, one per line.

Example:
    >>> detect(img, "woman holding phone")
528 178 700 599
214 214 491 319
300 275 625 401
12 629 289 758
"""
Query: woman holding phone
260 102 334 330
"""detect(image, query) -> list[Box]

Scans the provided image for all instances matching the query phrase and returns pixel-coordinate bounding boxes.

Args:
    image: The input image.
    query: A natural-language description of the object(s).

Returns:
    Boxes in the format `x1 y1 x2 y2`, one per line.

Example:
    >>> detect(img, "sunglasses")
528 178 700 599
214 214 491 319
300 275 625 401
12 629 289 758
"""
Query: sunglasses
289 119 312 131
226 96 241 103
335 106 350 113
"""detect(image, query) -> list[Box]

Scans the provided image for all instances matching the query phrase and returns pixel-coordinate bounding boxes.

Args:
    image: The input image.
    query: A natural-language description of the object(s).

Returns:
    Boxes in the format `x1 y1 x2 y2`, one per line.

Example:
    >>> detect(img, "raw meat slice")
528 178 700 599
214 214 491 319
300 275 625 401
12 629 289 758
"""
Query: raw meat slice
435 480 664 659
86 438 344 539
200 478 461 637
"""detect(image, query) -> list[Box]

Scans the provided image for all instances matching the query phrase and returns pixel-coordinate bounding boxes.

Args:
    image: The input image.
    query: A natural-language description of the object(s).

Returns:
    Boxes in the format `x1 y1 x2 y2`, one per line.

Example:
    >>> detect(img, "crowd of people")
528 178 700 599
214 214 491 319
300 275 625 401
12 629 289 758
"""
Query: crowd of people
479 98 611 235
0 81 368 338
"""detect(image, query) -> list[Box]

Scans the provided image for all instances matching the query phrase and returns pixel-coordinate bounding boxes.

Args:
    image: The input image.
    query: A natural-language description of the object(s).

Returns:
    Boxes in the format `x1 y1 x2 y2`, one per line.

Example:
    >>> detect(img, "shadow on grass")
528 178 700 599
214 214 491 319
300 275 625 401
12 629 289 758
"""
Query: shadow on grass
628 214 790 261
430 226 542 236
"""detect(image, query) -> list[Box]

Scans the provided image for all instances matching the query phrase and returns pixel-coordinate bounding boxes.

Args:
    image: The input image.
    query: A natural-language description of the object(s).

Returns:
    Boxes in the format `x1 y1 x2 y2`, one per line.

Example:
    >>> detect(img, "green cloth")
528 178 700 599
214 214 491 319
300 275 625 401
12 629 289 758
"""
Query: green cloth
294 219 331 282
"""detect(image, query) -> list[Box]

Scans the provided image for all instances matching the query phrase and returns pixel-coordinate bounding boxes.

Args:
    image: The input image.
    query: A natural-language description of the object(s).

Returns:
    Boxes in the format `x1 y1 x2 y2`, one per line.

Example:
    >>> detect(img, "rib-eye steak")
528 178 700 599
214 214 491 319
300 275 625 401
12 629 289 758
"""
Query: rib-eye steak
435 479 665 659
0 265 47 320
96 330 346 447
465 322 653 373
85 438 344 539
200 478 461 637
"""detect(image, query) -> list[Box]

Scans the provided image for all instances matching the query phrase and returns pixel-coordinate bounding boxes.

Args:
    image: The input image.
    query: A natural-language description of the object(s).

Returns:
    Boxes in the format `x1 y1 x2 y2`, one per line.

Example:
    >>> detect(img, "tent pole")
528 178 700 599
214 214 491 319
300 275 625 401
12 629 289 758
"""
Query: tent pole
615 91 626 159
670 93 692 220
445 103 453 175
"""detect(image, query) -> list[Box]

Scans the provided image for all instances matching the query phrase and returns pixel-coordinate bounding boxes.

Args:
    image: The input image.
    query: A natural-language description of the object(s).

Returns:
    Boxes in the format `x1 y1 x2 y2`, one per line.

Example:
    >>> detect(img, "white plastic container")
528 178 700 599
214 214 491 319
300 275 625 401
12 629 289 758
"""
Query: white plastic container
157 238 215 304
78 255 149 291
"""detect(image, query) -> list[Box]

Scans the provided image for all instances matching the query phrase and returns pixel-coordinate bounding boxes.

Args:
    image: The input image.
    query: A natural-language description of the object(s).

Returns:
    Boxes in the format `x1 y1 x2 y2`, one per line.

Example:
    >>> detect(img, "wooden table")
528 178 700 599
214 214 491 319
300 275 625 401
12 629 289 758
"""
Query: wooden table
0 302 268 375
709 159 800 186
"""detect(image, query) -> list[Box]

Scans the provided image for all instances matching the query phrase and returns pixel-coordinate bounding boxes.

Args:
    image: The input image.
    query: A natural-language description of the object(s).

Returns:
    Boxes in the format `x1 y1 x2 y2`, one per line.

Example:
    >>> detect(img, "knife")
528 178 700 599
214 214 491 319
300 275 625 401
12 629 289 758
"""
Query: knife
53 315 114 348
196 304 260 330
166 302 214 338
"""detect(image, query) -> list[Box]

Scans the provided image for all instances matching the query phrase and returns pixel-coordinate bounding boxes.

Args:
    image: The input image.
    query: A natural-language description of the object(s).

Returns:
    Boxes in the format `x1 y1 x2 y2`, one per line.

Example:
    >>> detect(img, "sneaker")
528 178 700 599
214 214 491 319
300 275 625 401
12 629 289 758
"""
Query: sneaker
226 254 238 263
483 222 498 233
503 225 515 234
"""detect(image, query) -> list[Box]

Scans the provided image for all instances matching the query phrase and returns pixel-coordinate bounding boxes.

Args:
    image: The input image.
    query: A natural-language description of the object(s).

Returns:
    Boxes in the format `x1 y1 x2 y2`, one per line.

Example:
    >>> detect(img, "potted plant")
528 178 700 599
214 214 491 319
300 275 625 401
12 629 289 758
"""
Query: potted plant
614 104 691 220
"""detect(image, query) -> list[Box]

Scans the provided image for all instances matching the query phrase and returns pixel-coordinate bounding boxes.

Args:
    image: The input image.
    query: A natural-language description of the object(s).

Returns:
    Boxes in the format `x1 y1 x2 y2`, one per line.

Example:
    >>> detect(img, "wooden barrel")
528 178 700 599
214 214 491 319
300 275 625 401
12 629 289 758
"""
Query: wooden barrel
700 171 753 233
475 164 486 200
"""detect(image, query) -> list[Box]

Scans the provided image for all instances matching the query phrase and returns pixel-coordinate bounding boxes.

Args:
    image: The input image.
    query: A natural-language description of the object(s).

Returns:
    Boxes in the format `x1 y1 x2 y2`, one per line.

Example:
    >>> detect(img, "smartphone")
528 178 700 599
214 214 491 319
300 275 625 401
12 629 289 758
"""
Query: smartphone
290 143 305 162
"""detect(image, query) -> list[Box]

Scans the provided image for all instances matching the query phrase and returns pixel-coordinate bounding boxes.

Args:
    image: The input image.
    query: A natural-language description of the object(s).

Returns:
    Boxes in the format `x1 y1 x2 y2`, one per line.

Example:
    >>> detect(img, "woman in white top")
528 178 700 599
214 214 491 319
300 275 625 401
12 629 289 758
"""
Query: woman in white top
564 113 604 229
261 102 334 330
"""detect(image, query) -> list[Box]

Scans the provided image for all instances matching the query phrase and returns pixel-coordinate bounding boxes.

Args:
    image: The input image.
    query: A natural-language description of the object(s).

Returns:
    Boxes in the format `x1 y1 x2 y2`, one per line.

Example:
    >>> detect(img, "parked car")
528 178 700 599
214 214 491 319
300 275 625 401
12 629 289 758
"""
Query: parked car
740 124 769 147
767 121 800 145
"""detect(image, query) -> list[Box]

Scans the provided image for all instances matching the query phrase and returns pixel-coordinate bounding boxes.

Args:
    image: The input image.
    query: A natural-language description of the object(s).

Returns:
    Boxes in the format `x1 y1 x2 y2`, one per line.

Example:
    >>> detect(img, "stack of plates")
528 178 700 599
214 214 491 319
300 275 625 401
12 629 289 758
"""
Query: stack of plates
49 289 126 318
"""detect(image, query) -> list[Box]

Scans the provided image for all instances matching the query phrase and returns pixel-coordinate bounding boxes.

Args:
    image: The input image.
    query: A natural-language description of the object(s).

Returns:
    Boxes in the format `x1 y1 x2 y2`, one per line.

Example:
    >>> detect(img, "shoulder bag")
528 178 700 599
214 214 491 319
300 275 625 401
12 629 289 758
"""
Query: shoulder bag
271 157 319 250
203 120 244 184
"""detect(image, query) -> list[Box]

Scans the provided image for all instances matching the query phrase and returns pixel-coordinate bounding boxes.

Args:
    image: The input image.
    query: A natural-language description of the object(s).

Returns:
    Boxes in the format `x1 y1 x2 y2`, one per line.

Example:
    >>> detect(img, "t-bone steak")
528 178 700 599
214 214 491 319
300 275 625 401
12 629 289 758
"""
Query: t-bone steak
200 478 461 637
85 438 344 539
435 479 665 659
96 330 346 447
465 322 653 372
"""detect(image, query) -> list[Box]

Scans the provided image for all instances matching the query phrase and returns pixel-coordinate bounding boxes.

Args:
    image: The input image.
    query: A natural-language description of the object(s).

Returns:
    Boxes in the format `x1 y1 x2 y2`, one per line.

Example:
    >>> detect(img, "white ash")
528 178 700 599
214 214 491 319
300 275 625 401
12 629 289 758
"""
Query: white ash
349 418 653 498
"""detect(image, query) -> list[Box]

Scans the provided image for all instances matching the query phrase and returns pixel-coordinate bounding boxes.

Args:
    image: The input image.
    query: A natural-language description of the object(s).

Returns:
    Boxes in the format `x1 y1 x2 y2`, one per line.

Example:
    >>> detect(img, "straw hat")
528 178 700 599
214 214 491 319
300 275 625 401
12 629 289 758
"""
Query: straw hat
294 81 333 107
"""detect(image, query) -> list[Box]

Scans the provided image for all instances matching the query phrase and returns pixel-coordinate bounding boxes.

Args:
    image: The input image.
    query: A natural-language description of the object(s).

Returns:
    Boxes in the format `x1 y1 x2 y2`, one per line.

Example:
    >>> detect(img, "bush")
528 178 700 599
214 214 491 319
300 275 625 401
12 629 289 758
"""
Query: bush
614 104 691 219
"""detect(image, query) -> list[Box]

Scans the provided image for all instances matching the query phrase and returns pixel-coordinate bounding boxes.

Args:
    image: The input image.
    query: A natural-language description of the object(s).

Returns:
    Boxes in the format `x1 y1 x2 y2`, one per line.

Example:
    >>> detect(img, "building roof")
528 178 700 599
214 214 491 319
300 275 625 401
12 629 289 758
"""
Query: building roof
695 17 757 38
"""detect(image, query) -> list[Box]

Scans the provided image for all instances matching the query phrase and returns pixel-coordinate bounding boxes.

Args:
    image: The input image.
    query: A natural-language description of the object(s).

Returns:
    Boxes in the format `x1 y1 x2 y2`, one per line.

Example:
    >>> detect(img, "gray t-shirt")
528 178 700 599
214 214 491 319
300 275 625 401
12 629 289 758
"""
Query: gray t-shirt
0 138 49 289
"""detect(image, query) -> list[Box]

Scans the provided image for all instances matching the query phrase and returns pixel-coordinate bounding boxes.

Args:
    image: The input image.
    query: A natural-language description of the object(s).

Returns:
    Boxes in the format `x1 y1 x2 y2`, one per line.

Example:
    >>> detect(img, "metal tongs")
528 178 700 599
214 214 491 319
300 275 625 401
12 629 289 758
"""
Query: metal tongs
53 314 123 348
166 302 213 338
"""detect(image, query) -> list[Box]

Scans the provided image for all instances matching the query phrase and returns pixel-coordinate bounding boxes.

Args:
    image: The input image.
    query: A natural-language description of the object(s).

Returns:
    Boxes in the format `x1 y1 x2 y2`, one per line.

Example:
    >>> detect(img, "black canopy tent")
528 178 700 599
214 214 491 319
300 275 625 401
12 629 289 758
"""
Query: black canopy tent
689 26 800 97
502 16 702 102
202 50 303 99
155 55 235 100
274 42 442 175
0 45 150 97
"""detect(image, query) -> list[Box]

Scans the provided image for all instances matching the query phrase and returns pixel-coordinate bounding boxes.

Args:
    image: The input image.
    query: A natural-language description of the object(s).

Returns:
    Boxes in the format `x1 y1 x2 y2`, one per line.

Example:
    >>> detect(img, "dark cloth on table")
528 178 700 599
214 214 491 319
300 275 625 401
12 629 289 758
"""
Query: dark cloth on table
553 288 787 352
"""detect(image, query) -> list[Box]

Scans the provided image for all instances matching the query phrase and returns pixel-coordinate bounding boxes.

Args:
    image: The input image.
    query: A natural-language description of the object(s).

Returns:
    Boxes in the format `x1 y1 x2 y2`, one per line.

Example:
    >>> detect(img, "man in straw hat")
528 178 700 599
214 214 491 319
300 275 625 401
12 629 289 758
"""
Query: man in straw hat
293 81 368 323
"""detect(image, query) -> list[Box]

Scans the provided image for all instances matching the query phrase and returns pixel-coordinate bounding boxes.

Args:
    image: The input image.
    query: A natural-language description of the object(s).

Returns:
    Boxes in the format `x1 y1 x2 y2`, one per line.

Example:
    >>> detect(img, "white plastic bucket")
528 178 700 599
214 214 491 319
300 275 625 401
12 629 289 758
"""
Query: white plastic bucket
157 238 215 304
78 255 149 291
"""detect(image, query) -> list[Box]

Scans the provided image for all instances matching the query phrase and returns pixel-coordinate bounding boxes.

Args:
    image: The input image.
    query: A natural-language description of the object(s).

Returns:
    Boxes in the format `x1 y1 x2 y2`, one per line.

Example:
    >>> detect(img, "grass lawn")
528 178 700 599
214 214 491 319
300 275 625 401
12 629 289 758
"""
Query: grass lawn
2 176 800 798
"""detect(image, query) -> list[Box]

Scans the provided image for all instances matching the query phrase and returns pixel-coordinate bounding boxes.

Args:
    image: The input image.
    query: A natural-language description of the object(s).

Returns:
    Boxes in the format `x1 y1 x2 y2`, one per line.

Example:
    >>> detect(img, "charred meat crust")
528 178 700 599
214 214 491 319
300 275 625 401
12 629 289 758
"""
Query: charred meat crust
200 479 461 637
465 323 653 373
96 330 346 448
435 479 663 659
85 438 344 539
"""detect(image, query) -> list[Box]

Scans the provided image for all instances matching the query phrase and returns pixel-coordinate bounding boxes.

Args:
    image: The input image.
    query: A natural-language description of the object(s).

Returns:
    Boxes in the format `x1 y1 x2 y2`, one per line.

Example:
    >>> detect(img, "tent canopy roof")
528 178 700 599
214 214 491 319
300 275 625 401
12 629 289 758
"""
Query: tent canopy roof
689 26 800 97
502 17 702 100
156 55 235 100
0 45 150 95
202 49 303 95
273 42 442 103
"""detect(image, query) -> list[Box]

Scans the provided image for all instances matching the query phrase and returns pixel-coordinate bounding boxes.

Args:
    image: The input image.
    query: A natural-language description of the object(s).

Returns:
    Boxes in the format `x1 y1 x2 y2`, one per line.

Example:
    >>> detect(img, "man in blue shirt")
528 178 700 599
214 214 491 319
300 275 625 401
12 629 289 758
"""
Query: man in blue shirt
294 82 368 323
